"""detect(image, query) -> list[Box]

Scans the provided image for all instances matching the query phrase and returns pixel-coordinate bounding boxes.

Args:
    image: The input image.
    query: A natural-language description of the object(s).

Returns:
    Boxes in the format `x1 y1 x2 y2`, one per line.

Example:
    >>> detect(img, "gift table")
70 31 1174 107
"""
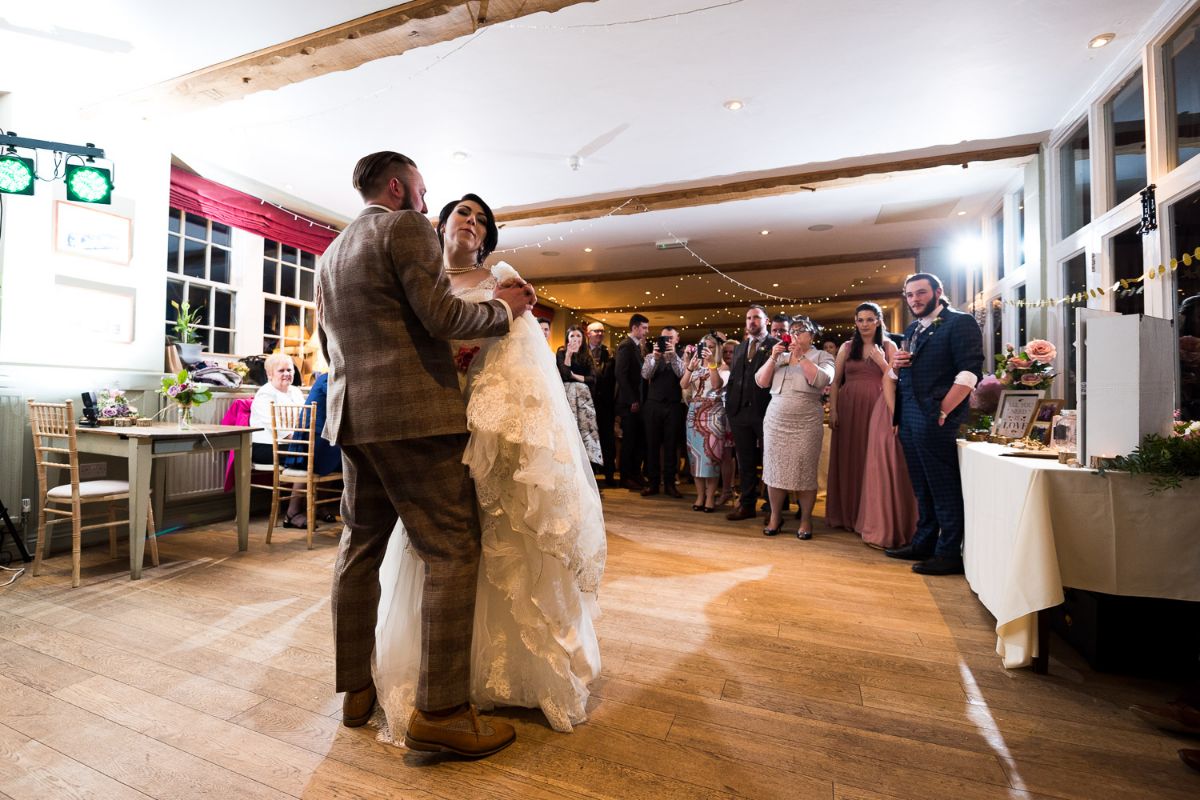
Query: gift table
958 442 1200 671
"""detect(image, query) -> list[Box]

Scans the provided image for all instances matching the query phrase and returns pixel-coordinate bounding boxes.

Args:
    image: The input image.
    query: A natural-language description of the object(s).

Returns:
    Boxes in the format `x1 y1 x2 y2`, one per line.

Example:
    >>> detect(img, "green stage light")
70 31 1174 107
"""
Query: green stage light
0 154 36 196
65 164 113 204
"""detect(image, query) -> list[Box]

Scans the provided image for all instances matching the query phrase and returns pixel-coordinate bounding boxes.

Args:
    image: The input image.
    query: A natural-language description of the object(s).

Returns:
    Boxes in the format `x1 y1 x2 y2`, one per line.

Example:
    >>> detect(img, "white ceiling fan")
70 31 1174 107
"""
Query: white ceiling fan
490 122 630 172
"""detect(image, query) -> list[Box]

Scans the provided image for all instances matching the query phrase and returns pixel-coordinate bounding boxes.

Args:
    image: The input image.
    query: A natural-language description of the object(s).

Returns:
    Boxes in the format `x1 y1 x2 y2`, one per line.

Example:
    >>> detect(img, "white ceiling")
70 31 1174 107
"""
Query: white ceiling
2 0 1168 332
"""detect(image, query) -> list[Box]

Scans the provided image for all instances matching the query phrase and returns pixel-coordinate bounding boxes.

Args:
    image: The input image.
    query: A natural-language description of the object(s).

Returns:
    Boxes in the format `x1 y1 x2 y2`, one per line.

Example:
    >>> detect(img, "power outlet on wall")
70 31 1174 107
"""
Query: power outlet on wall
79 462 107 480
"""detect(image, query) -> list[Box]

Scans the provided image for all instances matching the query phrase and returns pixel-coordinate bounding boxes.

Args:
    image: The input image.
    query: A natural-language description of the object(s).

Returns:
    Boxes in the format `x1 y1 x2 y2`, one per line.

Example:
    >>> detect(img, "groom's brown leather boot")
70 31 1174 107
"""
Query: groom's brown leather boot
404 704 516 758
341 682 376 728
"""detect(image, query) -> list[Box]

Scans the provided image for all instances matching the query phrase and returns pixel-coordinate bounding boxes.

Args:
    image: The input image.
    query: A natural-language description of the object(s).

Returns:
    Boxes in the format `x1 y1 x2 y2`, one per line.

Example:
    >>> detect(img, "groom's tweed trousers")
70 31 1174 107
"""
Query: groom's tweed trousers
333 434 481 710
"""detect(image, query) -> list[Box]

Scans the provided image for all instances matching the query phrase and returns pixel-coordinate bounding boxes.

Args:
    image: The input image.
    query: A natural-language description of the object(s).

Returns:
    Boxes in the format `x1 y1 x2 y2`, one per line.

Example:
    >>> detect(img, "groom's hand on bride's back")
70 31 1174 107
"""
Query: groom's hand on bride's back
495 281 537 317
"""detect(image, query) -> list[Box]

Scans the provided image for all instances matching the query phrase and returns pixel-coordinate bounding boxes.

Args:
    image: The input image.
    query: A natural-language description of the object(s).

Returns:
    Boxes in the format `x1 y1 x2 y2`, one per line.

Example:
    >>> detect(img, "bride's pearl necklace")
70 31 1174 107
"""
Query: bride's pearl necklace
444 263 483 275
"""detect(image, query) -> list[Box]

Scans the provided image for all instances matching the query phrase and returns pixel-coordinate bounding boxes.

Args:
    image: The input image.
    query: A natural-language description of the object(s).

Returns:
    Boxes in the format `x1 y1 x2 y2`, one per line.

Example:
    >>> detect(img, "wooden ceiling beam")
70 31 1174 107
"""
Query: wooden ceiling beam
496 139 1042 227
110 1 597 116
529 248 918 285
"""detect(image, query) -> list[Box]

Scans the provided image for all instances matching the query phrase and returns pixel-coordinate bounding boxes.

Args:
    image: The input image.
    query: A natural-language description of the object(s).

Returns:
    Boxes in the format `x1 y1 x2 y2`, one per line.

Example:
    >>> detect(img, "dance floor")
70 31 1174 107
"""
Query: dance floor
1 489 1196 799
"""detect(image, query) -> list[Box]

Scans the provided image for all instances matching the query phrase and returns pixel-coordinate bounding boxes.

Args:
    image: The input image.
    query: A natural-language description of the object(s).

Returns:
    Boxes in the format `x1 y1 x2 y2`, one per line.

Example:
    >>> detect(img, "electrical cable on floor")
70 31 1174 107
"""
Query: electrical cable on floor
1 563 25 587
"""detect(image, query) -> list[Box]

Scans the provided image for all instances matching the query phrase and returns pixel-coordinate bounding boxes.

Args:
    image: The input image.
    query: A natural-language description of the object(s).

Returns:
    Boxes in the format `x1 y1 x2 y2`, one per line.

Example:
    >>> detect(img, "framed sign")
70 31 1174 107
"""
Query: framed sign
994 390 1043 438
54 201 133 265
54 276 136 344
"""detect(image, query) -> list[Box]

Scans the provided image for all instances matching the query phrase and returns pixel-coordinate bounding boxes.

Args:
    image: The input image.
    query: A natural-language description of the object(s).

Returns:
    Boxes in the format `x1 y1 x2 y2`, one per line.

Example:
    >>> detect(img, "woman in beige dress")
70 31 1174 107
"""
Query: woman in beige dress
755 317 835 539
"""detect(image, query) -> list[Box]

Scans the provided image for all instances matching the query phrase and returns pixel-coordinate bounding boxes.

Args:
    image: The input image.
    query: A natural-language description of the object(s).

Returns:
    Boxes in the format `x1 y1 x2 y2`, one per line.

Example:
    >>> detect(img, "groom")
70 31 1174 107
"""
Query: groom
317 151 536 757
886 272 982 576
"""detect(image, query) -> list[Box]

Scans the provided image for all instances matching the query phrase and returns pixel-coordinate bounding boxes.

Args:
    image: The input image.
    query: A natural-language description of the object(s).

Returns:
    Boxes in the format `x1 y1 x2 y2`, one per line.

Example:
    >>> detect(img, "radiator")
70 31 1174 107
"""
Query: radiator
0 391 23 515
165 393 245 500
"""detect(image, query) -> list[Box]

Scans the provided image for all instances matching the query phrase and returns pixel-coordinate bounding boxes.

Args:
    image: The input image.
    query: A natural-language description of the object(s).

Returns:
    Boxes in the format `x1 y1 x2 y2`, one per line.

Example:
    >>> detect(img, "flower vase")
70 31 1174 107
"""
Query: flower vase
177 404 194 430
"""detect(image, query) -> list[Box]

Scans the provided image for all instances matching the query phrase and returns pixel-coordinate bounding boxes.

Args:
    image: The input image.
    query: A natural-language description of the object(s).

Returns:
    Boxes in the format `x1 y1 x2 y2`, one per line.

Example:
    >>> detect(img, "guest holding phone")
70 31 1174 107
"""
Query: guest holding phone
556 324 604 466
640 327 684 497
755 317 834 539
682 336 726 512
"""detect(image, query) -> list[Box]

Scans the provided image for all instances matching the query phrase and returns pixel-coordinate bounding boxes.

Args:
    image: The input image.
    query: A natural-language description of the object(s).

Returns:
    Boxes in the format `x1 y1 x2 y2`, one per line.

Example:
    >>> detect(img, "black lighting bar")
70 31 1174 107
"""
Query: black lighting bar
0 133 105 159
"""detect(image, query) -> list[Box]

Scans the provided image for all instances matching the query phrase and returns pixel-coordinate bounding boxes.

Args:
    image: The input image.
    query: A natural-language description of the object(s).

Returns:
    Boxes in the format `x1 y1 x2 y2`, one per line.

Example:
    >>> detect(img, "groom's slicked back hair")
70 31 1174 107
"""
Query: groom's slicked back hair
353 151 417 200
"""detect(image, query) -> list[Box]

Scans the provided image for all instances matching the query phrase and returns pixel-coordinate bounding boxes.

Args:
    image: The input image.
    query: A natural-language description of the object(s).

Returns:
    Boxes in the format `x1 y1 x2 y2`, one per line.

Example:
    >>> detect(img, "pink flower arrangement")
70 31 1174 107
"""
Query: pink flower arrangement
995 342 1056 391
1024 339 1057 365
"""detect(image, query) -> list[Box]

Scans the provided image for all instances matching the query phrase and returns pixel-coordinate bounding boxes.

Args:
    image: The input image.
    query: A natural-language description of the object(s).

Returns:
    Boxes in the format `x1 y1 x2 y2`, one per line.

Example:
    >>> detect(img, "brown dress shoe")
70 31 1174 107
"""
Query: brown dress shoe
342 682 376 728
621 478 644 492
404 705 516 758
664 485 683 498
1130 701 1200 735
726 505 757 521
1181 749 1200 773
640 486 660 496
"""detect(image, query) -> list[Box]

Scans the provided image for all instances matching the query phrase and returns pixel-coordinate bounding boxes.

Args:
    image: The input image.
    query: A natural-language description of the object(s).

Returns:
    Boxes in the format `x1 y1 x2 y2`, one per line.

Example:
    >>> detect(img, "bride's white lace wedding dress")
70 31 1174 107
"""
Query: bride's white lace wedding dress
373 262 606 736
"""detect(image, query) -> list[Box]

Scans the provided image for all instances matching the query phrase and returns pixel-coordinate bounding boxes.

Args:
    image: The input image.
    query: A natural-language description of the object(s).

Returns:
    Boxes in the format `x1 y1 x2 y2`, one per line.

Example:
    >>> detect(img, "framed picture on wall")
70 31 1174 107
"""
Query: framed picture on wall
54 201 133 265
994 390 1043 438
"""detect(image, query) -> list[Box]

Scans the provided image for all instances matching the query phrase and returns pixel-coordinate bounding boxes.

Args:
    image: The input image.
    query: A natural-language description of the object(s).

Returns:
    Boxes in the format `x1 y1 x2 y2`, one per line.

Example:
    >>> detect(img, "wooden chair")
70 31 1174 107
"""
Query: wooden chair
251 401 342 549
28 400 159 588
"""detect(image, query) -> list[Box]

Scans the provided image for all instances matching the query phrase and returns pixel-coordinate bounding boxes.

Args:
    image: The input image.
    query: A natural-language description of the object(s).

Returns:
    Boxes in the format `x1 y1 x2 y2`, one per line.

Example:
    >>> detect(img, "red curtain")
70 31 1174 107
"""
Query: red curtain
169 166 339 255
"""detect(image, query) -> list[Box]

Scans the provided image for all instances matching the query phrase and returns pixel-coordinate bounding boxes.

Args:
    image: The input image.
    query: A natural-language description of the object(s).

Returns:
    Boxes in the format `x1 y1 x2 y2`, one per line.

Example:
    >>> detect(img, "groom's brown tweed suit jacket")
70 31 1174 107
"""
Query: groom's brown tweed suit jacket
317 206 510 707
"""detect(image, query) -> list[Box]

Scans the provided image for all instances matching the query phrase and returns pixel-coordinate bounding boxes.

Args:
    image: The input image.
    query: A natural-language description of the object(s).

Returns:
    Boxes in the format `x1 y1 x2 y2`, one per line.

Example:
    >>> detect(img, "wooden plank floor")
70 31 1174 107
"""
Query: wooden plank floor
2 489 1197 799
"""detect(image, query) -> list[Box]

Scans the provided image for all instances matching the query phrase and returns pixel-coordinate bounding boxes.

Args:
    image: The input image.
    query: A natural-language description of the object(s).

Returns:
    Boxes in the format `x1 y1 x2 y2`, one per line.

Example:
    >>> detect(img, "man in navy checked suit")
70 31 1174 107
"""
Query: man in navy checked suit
885 273 983 576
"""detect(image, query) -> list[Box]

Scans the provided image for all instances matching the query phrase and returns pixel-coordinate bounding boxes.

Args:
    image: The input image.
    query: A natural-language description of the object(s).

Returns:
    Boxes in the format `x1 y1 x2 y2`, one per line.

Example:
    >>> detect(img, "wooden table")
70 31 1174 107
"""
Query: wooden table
60 423 258 579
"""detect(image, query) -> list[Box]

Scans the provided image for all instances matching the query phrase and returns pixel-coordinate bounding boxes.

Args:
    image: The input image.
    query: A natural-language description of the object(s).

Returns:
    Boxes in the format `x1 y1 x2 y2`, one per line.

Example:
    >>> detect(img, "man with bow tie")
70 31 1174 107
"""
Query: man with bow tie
884 273 983 576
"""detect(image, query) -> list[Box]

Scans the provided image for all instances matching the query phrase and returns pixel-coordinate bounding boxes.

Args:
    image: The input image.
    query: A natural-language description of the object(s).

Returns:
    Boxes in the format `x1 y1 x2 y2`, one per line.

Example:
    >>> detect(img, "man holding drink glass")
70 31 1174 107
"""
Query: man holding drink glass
885 273 983 576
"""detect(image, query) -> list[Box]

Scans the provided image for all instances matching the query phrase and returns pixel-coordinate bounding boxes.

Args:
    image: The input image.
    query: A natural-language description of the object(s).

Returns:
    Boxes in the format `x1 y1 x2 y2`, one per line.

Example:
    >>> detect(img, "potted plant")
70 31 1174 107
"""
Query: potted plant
171 300 205 363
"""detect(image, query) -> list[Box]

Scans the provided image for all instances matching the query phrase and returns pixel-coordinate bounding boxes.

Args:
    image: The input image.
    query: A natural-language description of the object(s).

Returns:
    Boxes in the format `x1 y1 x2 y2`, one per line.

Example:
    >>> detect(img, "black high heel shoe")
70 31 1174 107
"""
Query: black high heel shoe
692 504 705 512
283 514 307 529
763 525 783 537
796 529 813 540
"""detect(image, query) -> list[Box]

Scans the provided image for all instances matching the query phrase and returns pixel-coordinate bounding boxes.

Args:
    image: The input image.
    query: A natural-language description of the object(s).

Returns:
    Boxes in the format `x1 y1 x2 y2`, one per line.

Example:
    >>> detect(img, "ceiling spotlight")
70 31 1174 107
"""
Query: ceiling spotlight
807 224 834 232
645 291 651 295
1088 33 1115 49
723 99 744 111
584 247 592 253
772 283 779 288
957 211 967 216
760 229 770 235
452 150 469 161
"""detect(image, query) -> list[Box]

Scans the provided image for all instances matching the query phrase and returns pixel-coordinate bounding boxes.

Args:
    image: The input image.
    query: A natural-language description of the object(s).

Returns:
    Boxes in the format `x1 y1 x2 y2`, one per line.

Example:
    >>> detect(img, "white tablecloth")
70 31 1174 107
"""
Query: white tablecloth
960 442 1200 668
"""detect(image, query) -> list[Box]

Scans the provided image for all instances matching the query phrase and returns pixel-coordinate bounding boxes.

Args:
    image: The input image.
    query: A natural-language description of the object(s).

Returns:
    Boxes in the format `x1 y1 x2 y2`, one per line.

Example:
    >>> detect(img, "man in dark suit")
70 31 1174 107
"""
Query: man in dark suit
586 322 618 487
641 326 684 498
886 272 983 575
318 150 535 756
725 305 779 521
615 313 650 490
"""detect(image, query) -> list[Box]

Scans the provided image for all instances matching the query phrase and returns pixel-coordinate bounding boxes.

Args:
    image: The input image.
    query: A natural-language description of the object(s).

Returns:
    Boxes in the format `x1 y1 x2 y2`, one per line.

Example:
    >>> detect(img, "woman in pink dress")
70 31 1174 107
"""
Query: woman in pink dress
840 303 917 547
827 303 890 529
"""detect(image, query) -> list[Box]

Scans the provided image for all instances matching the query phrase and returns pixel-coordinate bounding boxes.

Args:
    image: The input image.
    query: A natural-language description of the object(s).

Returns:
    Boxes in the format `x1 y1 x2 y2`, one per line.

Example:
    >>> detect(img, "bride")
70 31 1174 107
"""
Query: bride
374 192 606 737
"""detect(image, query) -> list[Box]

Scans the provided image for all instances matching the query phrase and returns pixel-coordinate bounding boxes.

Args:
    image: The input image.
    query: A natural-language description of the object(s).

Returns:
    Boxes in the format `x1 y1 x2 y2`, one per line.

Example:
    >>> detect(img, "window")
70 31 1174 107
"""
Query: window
1166 9 1200 168
1059 120 1091 236
993 207 1005 281
988 296 1003 363
1111 224 1144 316
1062 253 1088 408
262 240 317 363
1170 187 1200 420
165 208 236 353
1106 70 1147 207
1016 284 1027 347
1016 189 1026 267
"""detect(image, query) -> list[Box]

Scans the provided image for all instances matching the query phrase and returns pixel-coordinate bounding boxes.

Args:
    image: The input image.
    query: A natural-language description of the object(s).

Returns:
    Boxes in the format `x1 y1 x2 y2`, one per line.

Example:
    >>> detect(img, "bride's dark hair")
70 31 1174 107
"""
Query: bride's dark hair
436 193 500 264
